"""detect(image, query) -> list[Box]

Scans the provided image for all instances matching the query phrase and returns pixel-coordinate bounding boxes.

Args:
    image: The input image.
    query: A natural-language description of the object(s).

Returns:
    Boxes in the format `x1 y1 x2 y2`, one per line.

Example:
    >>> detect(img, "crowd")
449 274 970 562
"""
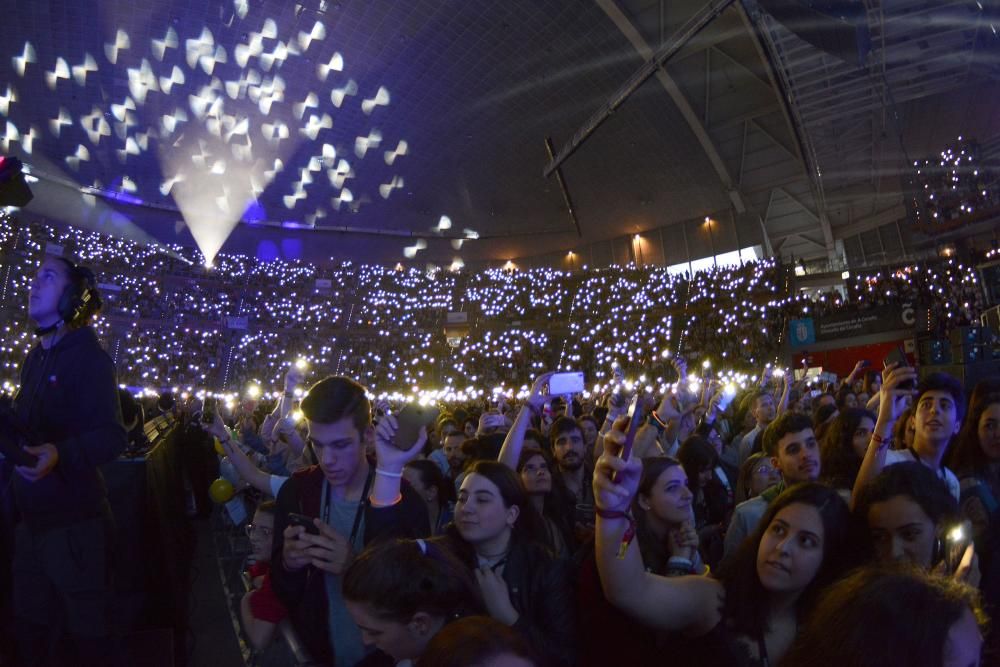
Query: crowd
0 215 989 402
176 352 999 667
1 211 999 667
910 136 999 226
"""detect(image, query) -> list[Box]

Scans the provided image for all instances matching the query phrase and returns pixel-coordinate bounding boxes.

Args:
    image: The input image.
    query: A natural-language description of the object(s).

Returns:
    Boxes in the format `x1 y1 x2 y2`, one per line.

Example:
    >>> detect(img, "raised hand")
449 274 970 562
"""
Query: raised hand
593 425 642 514
374 413 427 473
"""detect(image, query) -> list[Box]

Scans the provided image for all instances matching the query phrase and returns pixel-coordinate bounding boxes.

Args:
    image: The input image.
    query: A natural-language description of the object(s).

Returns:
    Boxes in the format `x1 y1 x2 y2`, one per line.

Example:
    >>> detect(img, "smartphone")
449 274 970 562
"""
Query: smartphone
944 521 973 573
613 395 646 482
202 396 216 424
883 346 916 390
717 384 737 412
287 512 320 535
549 371 584 396
394 403 440 451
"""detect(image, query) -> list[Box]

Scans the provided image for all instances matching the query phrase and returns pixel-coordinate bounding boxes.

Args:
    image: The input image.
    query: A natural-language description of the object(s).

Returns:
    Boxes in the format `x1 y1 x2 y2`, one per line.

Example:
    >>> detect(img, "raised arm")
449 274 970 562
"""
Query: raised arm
594 427 722 633
850 363 917 509
594 390 629 462
498 372 552 470
209 414 275 495
776 370 791 416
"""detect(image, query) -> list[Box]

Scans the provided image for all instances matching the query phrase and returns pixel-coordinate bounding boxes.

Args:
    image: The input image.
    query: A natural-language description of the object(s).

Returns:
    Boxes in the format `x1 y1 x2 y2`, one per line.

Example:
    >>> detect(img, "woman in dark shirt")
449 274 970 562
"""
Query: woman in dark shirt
436 460 576 666
595 430 852 667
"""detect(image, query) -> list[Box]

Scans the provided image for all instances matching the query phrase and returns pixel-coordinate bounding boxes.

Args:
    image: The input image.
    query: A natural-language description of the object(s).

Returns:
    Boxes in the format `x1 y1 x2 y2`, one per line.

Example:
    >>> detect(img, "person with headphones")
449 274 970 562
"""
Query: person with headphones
8 255 127 666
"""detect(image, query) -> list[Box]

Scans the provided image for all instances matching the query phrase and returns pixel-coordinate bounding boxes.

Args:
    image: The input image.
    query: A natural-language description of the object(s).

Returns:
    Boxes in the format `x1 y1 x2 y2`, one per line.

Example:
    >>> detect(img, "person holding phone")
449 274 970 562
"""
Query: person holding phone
854 462 979 586
852 370 965 509
576 456 705 666
594 425 852 667
271 376 430 667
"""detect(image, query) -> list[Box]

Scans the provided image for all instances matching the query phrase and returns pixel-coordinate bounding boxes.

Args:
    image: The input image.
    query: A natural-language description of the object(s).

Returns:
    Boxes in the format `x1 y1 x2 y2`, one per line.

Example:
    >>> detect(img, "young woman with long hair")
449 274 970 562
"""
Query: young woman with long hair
595 426 853 666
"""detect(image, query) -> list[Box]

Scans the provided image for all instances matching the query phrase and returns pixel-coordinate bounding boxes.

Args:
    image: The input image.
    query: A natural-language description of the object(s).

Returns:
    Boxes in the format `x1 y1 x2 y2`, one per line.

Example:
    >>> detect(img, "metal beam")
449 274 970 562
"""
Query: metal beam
747 7 837 260
774 187 819 222
833 203 906 239
544 136 583 237
544 0 737 178
594 0 746 213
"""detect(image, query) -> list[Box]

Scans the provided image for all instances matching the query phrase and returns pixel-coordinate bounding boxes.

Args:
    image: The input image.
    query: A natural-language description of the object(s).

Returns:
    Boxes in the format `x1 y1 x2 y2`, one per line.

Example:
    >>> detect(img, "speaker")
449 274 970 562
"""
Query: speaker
757 0 872 67
950 325 984 346
917 337 951 365
952 344 987 364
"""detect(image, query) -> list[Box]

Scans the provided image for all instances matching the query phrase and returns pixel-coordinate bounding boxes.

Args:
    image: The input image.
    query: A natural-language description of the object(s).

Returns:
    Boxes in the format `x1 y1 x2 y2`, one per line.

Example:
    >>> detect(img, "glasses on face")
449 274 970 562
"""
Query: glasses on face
246 524 273 539
754 464 775 475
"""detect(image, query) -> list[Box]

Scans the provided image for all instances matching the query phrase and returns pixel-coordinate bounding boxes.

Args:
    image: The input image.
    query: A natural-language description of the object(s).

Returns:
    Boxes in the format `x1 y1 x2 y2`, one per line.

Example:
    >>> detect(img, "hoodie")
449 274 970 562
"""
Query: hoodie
12 326 127 530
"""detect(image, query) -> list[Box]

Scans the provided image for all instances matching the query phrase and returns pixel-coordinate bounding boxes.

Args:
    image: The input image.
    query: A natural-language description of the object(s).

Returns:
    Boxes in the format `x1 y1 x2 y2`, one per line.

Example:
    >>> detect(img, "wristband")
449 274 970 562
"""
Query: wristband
369 493 402 508
666 556 695 574
650 410 668 430
595 508 637 559
375 468 403 478
870 432 892 449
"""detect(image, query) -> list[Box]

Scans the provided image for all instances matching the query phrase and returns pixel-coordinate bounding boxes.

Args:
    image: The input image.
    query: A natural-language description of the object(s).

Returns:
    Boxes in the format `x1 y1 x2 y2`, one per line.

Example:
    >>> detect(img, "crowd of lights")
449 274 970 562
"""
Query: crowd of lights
0 215 989 404
910 136 998 225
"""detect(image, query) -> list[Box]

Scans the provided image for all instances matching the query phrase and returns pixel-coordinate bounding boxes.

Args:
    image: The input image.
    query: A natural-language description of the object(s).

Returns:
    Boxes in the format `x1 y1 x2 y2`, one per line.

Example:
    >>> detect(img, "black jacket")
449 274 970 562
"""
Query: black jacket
12 326 127 529
271 464 430 666
438 528 577 667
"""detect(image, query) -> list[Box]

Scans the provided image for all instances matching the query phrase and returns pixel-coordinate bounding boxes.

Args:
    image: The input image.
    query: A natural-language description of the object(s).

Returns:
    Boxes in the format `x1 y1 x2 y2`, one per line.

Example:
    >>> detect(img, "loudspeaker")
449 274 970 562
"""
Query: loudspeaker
917 337 951 365
757 0 872 67
952 344 987 364
950 326 984 346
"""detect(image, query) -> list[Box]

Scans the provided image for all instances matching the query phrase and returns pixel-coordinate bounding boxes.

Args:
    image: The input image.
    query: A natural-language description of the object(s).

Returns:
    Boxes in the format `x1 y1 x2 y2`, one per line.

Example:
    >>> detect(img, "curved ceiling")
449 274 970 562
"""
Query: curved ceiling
1 0 997 265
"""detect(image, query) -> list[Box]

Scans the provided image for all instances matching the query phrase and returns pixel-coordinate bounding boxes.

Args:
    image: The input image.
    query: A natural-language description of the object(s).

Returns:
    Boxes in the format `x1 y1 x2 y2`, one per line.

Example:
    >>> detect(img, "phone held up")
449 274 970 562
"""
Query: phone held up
883 347 916 391
612 395 646 482
201 396 216 424
549 371 584 396
393 403 440 451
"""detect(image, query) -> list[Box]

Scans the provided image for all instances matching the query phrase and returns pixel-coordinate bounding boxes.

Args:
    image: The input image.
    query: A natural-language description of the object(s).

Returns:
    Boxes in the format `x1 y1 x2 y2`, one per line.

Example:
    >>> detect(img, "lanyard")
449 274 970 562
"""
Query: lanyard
320 465 374 549
758 634 770 667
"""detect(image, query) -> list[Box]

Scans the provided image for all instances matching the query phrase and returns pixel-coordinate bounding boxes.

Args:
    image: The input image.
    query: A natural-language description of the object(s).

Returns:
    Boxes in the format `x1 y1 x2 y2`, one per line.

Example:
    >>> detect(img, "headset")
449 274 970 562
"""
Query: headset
53 258 100 326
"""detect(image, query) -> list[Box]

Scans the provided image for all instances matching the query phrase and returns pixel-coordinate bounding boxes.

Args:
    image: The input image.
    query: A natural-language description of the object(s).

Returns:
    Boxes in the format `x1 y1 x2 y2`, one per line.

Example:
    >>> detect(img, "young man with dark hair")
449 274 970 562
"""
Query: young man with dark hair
737 390 777 466
9 256 127 667
578 414 599 461
723 412 821 558
441 431 467 479
853 369 964 507
271 375 429 666
550 416 593 507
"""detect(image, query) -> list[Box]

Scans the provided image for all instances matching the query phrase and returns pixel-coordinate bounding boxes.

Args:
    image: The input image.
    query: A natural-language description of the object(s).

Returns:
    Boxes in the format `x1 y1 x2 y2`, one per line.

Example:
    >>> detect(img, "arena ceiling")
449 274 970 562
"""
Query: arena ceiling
1 0 997 265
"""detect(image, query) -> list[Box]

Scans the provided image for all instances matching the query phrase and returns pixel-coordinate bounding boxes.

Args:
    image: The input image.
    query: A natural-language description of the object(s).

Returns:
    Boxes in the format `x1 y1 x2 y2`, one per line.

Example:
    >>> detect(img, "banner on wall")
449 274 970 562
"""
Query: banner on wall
789 303 914 348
